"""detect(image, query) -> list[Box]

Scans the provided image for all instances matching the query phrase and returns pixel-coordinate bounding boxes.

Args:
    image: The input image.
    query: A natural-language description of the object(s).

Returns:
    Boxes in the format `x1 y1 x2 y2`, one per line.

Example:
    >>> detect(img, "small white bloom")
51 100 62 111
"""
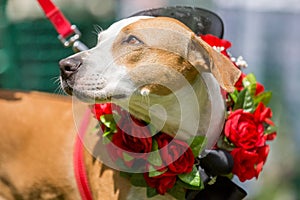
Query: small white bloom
213 46 225 53
235 56 248 68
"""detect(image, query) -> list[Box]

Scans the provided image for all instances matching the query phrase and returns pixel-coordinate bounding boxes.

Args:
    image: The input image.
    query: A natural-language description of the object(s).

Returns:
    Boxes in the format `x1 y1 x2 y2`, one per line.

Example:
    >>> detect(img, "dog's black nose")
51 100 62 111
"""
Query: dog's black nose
59 57 82 79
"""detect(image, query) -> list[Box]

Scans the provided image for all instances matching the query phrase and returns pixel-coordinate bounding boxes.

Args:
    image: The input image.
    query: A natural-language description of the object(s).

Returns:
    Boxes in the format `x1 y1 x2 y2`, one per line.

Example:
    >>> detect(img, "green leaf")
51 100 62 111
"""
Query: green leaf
223 173 234 180
122 152 134 162
243 90 255 112
102 128 112 137
229 90 239 103
148 139 163 167
233 89 255 112
247 82 257 97
188 136 207 157
147 186 158 198
243 73 257 87
148 165 167 177
178 166 201 187
233 89 246 110
152 139 159 151
120 171 132 179
265 125 277 134
148 150 163 167
254 91 272 106
100 114 116 130
176 179 203 190
130 173 148 187
167 183 186 200
207 176 217 185
217 136 236 151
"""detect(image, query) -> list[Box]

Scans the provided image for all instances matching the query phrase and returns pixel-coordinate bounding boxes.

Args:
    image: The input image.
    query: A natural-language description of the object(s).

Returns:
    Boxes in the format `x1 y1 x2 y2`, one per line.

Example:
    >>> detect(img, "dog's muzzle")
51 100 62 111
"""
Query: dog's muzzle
59 57 82 79
59 57 83 94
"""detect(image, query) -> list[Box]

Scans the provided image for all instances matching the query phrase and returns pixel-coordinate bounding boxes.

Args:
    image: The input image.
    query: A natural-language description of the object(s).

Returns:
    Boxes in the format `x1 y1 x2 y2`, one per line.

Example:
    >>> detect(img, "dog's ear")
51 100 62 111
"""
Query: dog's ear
187 34 241 92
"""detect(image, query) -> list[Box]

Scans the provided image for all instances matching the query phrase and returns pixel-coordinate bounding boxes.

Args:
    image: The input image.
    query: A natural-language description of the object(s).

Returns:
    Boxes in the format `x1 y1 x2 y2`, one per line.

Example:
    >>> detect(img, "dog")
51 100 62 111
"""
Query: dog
60 15 240 146
59 15 241 199
0 16 240 200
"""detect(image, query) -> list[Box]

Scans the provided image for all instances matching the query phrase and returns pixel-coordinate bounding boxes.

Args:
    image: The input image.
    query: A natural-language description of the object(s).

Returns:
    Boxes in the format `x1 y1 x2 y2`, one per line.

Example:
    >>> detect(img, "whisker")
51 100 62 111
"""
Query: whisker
53 83 64 95
54 86 63 95
52 77 61 85
50 76 59 82
92 24 104 36
51 76 64 94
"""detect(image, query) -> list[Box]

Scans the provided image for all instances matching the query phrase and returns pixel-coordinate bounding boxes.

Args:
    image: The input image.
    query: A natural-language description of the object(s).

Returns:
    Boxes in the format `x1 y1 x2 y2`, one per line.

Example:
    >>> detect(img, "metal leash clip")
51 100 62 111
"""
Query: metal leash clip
58 25 88 52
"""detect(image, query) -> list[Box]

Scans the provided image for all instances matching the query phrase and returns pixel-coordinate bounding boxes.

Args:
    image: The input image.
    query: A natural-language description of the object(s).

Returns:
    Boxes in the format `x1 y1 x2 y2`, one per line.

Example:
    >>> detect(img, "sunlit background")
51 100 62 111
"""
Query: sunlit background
1 0 299 199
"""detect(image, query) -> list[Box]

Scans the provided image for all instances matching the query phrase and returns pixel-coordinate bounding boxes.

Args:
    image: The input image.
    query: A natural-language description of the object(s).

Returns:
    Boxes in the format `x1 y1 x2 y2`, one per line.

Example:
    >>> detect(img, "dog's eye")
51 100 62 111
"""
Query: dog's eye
123 35 143 45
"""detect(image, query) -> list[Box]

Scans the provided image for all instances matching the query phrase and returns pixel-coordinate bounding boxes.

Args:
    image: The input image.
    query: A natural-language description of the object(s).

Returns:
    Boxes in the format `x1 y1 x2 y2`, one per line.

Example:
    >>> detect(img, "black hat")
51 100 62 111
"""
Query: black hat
130 6 224 38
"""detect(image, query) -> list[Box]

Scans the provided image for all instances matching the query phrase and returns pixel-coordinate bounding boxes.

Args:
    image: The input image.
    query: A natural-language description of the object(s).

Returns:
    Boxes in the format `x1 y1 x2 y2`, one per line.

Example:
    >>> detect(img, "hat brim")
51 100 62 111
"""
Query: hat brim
130 6 224 38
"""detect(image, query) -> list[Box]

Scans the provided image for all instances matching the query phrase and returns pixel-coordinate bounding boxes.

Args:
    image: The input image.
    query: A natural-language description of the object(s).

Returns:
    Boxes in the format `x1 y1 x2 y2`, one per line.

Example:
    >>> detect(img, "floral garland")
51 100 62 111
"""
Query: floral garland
90 34 277 199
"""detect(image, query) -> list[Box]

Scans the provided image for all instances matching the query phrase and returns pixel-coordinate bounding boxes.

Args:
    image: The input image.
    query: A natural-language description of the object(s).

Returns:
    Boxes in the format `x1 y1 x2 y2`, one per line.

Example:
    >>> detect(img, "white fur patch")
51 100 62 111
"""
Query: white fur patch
97 16 154 44
74 16 155 101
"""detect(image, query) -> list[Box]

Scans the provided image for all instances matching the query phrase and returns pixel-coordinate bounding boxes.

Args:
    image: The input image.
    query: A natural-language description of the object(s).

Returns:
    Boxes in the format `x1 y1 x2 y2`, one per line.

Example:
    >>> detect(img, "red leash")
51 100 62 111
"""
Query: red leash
73 109 93 200
37 0 73 38
37 0 88 51
37 1 91 199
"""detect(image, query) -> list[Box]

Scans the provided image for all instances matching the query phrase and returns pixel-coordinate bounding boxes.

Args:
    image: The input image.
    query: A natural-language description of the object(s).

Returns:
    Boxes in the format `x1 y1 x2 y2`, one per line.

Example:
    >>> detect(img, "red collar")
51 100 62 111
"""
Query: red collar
73 109 93 200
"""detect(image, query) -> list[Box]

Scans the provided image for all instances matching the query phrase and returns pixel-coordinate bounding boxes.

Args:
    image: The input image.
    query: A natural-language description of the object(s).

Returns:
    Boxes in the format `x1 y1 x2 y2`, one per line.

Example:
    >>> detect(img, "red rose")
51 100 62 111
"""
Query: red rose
233 74 265 96
231 145 270 182
234 73 246 91
225 109 265 150
231 148 258 182
254 103 277 141
156 133 194 174
144 171 177 195
91 103 112 120
265 132 276 141
255 83 265 95
200 34 231 57
254 103 276 126
255 145 270 177
108 117 152 166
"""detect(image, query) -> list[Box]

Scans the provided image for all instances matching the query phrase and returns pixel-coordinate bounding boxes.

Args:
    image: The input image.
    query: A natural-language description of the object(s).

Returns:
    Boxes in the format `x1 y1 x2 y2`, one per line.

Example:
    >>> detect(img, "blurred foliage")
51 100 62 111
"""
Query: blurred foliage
0 0 115 93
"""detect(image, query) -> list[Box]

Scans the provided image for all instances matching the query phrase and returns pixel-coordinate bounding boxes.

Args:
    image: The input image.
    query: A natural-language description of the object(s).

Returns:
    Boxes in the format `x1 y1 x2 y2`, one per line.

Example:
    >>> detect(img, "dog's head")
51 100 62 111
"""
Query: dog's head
59 16 240 102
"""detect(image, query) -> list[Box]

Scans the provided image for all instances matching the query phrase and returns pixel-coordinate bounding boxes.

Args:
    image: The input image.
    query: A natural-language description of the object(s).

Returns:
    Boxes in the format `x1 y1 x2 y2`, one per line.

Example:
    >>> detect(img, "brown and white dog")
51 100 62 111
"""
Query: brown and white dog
0 16 240 200
60 16 240 147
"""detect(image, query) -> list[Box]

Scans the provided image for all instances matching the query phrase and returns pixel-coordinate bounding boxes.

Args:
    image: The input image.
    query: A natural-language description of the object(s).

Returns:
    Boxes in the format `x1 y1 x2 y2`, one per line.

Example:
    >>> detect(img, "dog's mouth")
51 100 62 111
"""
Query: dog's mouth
60 77 130 103
73 89 128 103
60 78 74 96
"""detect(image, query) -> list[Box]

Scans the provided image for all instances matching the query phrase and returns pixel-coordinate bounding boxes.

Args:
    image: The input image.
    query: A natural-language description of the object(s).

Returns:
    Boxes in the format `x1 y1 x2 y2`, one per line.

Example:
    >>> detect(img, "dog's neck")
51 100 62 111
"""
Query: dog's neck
86 73 225 199
114 73 225 147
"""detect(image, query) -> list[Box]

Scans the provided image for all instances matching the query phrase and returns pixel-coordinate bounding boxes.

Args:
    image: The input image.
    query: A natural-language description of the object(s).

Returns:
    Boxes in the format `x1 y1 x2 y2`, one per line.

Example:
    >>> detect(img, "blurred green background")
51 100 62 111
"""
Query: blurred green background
1 0 299 199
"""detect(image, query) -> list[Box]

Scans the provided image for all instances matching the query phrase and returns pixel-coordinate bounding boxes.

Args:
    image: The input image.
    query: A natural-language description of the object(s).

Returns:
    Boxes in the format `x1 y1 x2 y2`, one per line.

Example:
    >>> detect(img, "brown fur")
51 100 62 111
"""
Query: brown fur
112 18 198 96
113 47 199 95
188 35 241 92
112 17 240 94
0 90 130 200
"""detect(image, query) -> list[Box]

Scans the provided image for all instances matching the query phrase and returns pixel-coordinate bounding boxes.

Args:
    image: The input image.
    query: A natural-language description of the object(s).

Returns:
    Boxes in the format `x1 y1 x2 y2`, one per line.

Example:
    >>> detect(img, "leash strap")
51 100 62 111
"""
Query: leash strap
37 0 88 51
37 1 90 198
73 109 93 200
37 0 73 38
